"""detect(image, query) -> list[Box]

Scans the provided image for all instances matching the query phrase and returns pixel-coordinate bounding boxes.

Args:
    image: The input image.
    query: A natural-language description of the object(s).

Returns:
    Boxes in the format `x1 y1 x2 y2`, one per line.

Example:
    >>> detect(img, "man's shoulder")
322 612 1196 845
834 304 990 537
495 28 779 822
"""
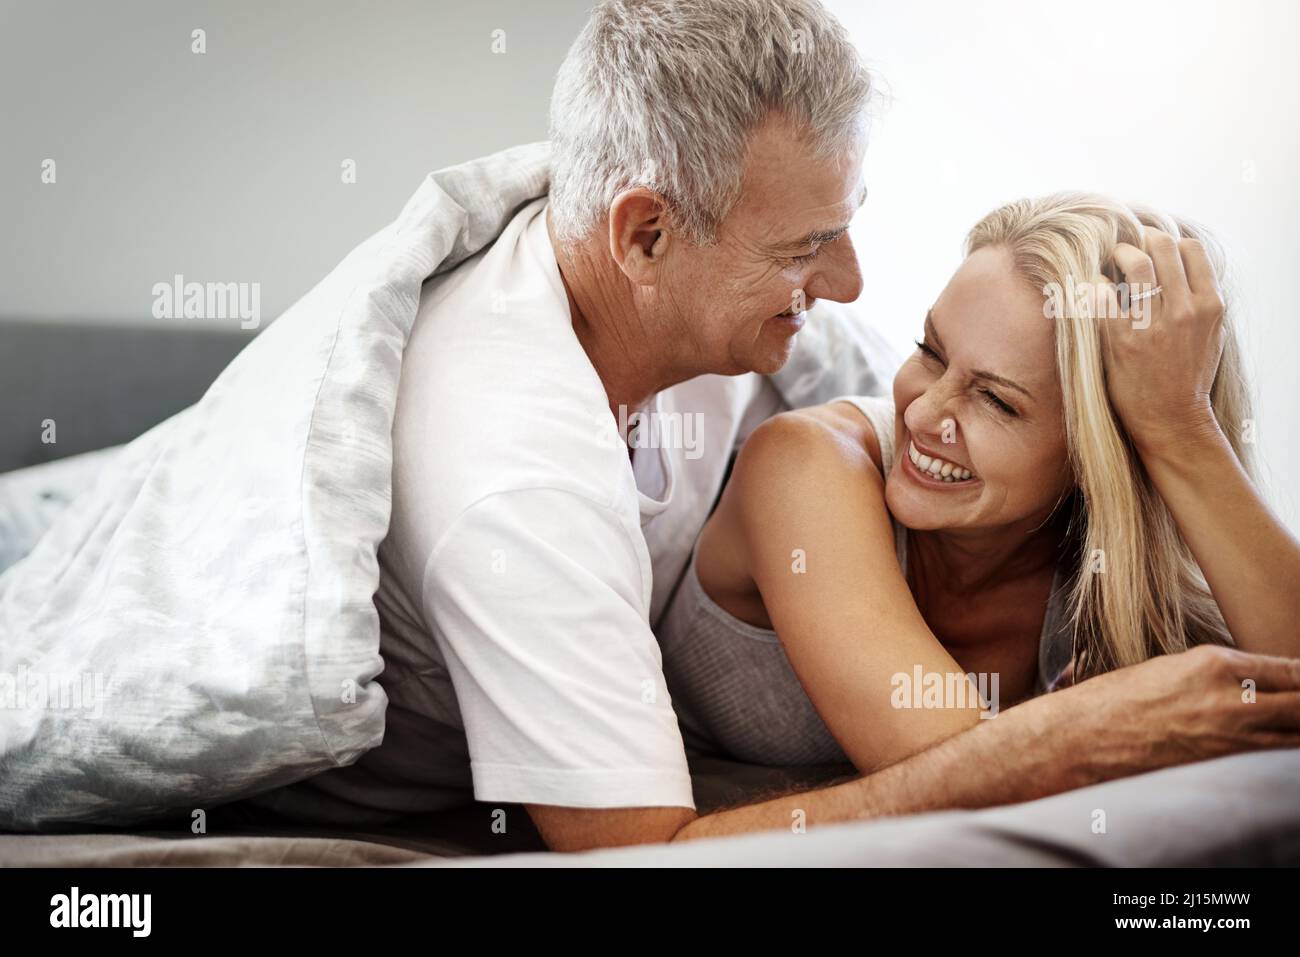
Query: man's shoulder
393 204 633 517
391 339 635 542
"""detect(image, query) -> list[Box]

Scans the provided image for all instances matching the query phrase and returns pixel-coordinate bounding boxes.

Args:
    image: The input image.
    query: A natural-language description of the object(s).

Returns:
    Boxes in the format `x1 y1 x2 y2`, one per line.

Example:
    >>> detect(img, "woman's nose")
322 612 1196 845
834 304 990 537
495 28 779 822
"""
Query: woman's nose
905 386 960 445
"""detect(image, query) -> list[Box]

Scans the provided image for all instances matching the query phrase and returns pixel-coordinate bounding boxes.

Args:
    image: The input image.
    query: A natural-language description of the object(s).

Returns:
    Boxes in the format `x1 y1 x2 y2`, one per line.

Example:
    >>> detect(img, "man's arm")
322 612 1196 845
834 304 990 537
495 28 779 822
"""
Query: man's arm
529 645 1300 850
425 488 698 818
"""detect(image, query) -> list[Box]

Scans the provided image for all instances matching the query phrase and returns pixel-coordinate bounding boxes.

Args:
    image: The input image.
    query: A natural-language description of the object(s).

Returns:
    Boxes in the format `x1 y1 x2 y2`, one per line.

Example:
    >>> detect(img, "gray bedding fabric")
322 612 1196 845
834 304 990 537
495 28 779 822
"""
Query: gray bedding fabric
0 318 253 475
3 749 1298 867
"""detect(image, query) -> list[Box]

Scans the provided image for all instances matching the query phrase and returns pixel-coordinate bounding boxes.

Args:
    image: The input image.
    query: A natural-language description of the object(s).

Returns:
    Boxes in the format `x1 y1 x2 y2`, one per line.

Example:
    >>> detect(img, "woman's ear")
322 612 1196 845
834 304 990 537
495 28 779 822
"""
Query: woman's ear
607 188 672 285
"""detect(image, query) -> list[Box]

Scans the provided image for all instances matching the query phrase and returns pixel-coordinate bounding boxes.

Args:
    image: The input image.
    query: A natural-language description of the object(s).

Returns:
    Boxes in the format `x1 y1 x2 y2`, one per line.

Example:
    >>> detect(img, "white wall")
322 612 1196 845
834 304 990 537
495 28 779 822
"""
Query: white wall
827 0 1300 528
0 0 589 327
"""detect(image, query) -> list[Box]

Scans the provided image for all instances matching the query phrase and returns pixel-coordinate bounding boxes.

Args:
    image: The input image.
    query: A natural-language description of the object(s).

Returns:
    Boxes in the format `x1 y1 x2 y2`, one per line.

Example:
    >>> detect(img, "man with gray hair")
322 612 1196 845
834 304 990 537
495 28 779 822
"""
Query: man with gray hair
246 0 1298 852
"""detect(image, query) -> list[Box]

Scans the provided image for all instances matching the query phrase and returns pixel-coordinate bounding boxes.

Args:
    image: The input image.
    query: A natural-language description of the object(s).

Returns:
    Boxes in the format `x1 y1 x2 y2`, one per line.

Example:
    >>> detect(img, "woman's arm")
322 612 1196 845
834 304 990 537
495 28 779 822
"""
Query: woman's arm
1137 422 1300 658
1103 230 1300 658
714 406 984 774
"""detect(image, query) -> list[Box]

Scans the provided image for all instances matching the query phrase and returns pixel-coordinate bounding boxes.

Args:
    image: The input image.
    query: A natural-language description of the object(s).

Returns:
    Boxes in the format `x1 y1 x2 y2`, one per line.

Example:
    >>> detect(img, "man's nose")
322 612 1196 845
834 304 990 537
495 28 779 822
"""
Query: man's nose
805 232 864 304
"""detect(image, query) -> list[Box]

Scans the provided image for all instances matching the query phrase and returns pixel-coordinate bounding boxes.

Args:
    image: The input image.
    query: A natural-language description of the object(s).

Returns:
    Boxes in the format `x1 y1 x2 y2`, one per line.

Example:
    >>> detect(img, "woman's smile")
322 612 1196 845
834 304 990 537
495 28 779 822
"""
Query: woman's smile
901 437 981 489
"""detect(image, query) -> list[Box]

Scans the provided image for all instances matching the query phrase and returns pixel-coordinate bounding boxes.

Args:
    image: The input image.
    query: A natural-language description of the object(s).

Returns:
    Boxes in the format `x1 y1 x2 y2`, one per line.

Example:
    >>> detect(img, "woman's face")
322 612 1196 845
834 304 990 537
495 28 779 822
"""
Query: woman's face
886 245 1074 533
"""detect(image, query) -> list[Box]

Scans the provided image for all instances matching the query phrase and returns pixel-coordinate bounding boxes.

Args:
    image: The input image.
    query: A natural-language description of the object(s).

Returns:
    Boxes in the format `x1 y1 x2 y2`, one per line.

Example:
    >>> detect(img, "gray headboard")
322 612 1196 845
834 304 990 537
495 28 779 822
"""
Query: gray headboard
0 318 256 473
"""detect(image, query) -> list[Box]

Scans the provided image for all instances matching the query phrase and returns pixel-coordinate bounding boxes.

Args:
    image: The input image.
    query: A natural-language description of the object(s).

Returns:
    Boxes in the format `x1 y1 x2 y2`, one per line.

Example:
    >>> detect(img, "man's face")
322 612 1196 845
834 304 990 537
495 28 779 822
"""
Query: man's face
660 112 868 376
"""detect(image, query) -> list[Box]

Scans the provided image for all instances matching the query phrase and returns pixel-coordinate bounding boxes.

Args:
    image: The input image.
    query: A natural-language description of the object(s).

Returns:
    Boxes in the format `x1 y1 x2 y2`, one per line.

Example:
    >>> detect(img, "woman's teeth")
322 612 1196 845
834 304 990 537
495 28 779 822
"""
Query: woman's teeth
908 441 975 483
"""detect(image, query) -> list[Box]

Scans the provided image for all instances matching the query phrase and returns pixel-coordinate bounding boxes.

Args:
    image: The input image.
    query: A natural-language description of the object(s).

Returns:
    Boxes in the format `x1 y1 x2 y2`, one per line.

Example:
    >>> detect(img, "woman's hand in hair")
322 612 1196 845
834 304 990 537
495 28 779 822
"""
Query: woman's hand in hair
1098 227 1227 458
1098 229 1300 659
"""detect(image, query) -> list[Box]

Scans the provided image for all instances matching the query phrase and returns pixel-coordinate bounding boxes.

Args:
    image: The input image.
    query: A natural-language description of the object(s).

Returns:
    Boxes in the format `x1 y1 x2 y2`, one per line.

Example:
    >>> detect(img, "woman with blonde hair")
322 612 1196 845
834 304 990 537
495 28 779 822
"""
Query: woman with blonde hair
656 192 1300 772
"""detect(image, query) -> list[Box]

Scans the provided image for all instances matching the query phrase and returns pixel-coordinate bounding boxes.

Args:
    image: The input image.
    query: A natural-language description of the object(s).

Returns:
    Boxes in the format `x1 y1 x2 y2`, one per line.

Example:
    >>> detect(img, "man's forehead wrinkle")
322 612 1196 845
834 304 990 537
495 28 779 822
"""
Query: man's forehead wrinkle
718 214 783 258
730 170 867 254
778 179 867 249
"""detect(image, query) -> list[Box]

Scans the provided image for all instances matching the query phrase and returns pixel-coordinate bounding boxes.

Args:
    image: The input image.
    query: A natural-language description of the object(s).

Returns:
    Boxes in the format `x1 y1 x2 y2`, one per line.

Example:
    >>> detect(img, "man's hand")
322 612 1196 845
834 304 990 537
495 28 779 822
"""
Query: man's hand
1034 643 1300 787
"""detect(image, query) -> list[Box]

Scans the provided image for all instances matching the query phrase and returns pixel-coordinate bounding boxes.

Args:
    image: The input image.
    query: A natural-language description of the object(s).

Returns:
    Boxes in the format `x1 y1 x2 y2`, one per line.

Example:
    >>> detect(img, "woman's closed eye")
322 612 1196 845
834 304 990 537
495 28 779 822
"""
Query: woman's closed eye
913 339 1019 418
978 387 1017 417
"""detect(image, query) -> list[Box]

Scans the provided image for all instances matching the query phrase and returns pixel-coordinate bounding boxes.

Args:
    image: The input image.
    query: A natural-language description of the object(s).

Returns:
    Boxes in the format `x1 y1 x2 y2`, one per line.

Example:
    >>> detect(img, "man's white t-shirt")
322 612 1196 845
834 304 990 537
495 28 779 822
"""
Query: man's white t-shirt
265 196 785 820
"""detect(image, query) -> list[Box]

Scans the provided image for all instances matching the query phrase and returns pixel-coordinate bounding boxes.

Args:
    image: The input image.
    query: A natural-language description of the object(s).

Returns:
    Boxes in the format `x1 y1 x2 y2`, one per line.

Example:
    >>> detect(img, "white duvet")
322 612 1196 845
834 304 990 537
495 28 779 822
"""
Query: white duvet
0 142 552 829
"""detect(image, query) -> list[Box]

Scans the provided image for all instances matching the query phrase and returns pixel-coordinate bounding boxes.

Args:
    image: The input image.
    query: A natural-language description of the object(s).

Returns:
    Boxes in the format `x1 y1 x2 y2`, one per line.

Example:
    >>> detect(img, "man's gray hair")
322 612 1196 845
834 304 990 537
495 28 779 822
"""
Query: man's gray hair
548 0 874 248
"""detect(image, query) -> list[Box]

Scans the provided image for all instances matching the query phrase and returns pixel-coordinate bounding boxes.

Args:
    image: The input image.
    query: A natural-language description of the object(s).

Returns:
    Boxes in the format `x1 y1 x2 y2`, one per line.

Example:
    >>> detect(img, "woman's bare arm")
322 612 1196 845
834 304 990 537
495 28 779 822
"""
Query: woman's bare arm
713 406 983 774
1103 231 1300 658
1135 418 1300 658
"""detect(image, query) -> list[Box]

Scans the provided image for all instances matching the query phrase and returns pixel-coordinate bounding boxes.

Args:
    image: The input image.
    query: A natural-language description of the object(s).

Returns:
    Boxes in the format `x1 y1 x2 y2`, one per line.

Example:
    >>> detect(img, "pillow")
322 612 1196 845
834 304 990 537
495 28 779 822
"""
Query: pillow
0 447 121 576
0 142 551 829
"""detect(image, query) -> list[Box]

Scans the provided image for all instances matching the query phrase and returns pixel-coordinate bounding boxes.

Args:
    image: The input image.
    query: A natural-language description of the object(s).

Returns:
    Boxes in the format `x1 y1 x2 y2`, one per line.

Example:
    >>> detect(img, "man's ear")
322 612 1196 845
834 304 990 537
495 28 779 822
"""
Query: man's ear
608 188 672 285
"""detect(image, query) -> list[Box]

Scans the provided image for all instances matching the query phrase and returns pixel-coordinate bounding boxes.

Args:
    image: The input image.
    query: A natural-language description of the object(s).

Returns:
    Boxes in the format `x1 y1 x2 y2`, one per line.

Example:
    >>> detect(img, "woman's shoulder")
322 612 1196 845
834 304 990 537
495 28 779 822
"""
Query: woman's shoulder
729 398 891 516
697 394 901 623
743 395 892 477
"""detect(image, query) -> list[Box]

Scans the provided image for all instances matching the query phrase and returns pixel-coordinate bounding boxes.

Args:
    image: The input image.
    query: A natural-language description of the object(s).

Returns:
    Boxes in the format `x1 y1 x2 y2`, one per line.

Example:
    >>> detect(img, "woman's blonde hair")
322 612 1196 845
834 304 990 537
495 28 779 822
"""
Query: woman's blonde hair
965 193 1257 680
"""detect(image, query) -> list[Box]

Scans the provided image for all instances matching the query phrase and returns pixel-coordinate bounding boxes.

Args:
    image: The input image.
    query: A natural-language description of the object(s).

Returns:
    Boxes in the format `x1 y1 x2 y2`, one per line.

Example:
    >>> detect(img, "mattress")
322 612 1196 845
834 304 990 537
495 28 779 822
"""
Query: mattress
3 748 1297 866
